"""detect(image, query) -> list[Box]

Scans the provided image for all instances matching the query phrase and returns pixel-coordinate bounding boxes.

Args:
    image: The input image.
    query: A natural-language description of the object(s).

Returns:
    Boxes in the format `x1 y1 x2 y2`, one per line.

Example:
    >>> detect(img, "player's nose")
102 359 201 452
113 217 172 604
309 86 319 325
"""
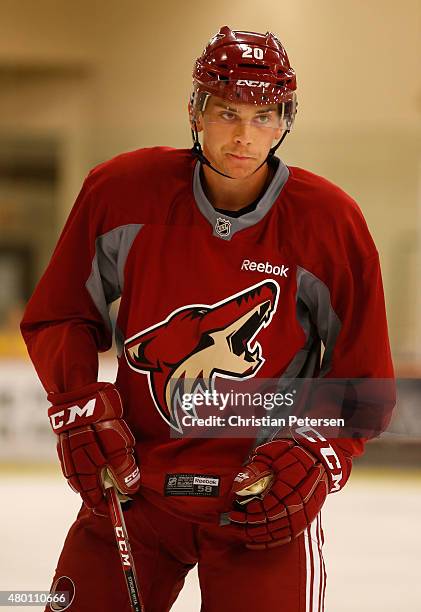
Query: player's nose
233 120 253 145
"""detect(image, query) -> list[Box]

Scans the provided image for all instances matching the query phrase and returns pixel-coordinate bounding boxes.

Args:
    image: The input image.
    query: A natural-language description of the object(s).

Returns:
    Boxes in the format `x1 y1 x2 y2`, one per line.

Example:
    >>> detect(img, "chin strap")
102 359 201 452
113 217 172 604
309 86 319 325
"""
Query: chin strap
190 121 290 179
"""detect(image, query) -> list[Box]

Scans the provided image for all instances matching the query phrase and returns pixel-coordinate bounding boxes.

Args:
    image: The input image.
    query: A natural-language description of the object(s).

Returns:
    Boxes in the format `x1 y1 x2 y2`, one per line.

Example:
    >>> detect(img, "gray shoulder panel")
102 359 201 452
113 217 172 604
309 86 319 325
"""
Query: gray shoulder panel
296 266 342 376
86 224 143 329
250 266 342 448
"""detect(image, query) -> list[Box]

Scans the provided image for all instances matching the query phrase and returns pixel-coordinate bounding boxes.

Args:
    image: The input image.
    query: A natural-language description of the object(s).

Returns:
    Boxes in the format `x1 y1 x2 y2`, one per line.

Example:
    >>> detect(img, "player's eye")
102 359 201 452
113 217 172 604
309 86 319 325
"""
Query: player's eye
255 114 270 125
220 111 237 121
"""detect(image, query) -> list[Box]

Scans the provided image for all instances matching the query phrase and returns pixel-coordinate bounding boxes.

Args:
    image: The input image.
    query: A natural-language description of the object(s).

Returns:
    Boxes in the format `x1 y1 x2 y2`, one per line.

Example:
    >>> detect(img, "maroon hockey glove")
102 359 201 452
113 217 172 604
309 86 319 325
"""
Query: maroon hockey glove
229 431 349 550
48 382 140 513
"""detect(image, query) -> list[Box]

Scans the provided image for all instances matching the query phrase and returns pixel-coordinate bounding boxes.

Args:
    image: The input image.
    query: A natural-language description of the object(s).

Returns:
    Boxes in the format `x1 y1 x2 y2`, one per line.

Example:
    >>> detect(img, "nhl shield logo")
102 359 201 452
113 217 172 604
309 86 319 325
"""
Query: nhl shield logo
215 217 231 238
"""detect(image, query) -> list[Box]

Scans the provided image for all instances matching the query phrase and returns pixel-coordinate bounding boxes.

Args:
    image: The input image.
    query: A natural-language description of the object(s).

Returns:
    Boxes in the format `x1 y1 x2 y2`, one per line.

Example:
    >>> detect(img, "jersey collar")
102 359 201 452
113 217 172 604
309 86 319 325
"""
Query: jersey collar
192 157 289 241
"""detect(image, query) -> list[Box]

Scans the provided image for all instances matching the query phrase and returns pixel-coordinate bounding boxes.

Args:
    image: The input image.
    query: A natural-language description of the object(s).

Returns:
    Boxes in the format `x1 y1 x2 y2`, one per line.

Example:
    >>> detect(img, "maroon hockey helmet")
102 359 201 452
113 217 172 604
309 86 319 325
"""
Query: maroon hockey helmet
189 26 298 178
190 26 297 129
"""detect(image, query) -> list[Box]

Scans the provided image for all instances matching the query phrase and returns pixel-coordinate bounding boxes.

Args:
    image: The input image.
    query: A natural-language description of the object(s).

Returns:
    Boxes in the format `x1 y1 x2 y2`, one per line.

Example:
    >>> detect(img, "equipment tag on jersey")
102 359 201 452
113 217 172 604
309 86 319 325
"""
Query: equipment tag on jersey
164 473 220 497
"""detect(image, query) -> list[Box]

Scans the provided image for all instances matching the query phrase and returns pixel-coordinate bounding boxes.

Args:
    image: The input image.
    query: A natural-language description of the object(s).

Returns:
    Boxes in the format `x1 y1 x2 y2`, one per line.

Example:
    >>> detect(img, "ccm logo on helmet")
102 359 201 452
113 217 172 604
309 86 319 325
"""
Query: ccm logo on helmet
296 426 343 492
236 80 270 88
49 399 96 430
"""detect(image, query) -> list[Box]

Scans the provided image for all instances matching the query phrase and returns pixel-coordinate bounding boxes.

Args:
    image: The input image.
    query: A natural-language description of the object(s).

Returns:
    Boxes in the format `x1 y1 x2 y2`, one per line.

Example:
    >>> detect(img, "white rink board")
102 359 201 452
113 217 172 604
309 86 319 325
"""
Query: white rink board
1 359 418 462
0 359 117 461
0 471 420 611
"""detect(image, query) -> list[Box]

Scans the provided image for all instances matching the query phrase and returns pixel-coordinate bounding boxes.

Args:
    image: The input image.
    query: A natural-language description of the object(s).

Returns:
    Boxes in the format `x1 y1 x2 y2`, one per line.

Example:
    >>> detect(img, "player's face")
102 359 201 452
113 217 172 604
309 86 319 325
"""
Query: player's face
195 96 284 179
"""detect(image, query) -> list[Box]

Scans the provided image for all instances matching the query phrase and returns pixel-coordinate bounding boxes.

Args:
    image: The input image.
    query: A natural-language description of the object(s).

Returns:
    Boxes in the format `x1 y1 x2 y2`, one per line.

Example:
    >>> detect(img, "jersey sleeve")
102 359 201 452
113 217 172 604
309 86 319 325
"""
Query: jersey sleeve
305 250 396 469
286 186 397 494
21 173 121 394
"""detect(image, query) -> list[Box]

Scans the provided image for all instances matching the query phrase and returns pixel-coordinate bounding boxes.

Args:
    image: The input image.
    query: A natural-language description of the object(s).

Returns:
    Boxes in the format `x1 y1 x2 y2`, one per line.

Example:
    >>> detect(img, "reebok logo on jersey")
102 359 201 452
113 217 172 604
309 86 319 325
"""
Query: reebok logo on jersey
241 259 289 278
164 473 221 497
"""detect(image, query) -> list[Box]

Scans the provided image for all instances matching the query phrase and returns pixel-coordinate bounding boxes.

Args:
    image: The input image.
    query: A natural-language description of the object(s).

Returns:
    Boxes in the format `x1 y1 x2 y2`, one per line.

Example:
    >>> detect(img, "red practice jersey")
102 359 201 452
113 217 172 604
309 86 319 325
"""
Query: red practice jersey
21 147 395 523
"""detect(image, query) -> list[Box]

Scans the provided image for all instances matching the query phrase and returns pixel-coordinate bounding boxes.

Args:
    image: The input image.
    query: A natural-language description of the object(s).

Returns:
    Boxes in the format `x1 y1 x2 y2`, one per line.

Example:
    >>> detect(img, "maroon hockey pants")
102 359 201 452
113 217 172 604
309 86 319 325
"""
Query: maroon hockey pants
46 495 326 612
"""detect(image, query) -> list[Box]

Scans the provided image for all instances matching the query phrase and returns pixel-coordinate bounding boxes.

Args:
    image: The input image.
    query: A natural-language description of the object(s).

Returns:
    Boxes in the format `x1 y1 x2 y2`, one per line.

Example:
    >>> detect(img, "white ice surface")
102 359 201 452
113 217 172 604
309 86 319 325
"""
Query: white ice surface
0 471 420 611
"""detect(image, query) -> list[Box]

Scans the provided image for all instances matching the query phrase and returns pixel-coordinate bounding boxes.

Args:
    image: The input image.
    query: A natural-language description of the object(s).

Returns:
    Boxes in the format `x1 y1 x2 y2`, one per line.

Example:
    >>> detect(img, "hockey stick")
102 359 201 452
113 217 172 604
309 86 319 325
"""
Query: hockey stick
103 473 145 612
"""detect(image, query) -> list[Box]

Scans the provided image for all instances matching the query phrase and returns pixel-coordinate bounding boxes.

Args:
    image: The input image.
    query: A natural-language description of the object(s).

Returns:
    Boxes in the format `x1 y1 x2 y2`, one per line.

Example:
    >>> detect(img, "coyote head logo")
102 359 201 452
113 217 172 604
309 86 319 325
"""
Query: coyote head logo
124 280 279 432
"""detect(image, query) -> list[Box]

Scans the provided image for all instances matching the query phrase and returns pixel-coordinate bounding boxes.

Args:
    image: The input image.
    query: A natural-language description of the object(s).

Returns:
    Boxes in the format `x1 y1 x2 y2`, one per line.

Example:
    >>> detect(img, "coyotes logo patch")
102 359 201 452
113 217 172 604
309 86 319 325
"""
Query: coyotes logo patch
124 280 279 432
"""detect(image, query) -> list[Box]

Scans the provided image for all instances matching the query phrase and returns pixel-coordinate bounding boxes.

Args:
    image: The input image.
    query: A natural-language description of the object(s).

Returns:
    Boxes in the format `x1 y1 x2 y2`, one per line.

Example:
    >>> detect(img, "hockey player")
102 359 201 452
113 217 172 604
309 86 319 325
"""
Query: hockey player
21 26 394 612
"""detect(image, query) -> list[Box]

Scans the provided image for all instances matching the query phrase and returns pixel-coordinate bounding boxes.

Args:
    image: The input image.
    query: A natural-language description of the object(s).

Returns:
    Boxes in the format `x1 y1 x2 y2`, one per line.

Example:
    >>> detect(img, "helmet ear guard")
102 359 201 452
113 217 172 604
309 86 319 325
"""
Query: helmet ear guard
189 26 298 178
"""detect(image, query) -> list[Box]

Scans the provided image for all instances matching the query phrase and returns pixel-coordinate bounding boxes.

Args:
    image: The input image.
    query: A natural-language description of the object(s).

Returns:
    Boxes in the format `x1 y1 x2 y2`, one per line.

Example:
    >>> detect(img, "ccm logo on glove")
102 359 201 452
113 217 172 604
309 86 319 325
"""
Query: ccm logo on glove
294 426 343 493
47 382 140 515
49 398 96 430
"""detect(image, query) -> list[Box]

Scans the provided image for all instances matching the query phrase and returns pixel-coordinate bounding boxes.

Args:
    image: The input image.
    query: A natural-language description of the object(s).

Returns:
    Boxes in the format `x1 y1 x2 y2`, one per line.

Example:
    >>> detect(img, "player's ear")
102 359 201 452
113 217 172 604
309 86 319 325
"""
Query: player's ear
188 100 204 133
273 112 284 140
196 113 203 132
273 123 283 140
194 112 204 133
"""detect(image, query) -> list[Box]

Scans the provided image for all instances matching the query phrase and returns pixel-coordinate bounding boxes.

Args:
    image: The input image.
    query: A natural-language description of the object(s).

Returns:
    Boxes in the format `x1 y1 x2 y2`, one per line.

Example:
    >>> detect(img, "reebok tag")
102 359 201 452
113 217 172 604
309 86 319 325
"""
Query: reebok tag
164 473 220 497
